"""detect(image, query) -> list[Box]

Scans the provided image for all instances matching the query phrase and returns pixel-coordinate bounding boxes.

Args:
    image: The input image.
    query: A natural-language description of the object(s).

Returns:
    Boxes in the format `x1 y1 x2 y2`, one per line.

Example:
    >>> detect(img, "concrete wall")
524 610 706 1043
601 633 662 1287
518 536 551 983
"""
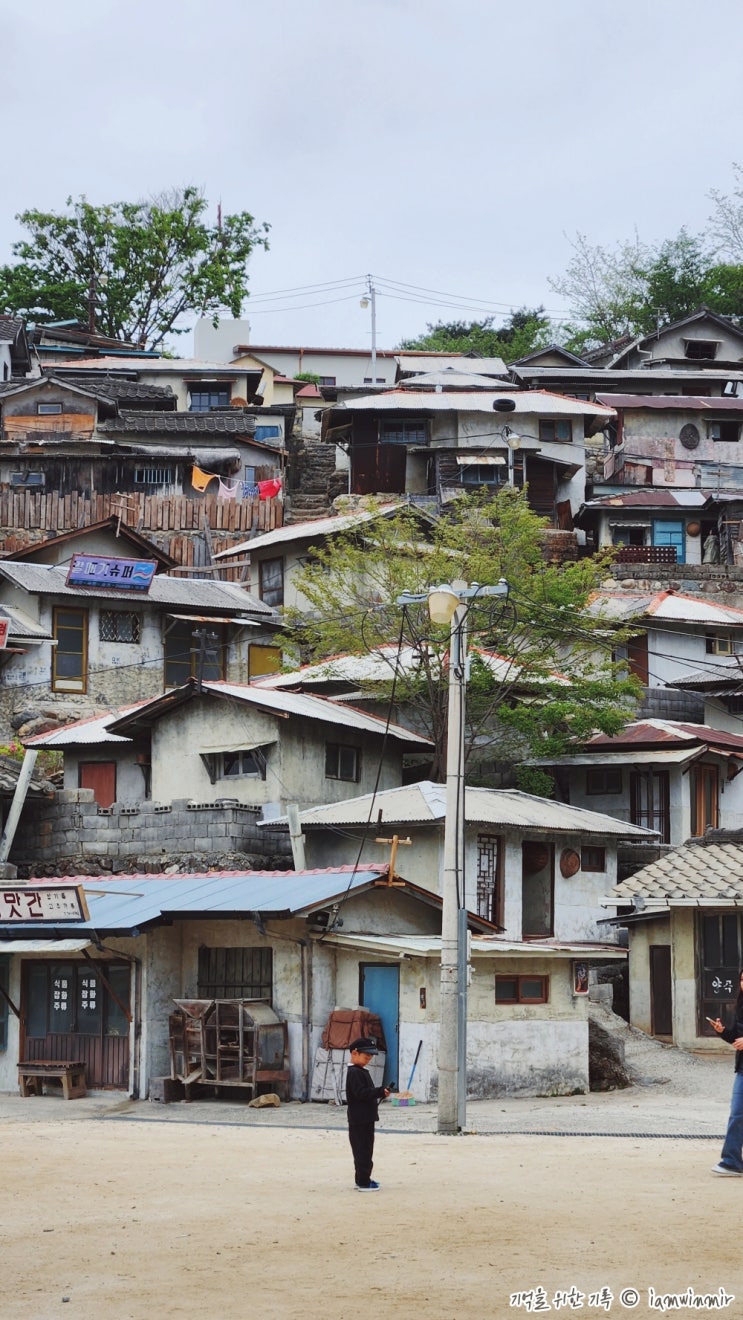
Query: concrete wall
11 790 292 872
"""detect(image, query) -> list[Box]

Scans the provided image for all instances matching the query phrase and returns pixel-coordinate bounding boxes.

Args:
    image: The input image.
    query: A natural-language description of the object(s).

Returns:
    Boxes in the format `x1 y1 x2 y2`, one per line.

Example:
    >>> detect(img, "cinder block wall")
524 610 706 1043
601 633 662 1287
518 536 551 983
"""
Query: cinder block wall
12 791 293 876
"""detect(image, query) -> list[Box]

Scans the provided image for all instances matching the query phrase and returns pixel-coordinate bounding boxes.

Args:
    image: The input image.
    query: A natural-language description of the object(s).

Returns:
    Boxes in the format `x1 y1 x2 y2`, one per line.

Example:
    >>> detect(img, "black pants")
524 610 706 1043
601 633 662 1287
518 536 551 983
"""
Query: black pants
348 1121 375 1187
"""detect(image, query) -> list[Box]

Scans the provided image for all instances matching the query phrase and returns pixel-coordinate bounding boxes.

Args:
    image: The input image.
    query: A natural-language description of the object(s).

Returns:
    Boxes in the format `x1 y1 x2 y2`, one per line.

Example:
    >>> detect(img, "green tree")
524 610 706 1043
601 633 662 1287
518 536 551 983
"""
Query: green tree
0 188 270 350
279 491 638 782
398 306 552 363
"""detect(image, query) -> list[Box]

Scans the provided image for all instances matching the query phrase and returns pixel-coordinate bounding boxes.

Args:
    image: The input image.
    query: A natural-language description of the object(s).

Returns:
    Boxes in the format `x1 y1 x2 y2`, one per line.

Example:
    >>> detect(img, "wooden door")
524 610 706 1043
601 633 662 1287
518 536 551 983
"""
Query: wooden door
79 761 116 808
650 945 673 1036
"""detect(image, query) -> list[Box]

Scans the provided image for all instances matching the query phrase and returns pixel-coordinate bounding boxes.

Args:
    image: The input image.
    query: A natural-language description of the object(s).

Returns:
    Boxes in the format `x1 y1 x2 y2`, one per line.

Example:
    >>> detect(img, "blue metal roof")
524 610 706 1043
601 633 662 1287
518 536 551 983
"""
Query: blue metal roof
0 867 390 940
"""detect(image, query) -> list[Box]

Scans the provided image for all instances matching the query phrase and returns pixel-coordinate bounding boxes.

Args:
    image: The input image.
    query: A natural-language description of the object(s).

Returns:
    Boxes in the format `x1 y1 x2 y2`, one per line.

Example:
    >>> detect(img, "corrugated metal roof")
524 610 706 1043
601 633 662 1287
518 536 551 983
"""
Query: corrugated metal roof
0 866 393 939
325 932 626 958
608 841 743 907
400 370 504 389
531 748 701 768
212 503 408 559
596 394 743 412
335 390 615 418
0 938 91 952
395 355 509 375
586 719 743 752
253 646 571 692
0 562 273 615
583 491 709 510
278 781 654 837
23 702 153 747
590 589 743 626
0 604 53 641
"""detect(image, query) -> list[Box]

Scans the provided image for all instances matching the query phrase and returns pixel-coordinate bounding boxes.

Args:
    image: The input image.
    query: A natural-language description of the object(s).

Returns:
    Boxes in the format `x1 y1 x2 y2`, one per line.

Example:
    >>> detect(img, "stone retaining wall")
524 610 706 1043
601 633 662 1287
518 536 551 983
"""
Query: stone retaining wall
13 790 293 876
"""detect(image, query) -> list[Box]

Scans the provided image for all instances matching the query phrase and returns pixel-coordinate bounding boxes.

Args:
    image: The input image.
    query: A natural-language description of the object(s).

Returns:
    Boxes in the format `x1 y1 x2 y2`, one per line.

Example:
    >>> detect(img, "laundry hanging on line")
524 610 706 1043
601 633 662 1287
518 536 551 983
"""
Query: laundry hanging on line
191 464 217 492
257 477 282 500
217 478 238 501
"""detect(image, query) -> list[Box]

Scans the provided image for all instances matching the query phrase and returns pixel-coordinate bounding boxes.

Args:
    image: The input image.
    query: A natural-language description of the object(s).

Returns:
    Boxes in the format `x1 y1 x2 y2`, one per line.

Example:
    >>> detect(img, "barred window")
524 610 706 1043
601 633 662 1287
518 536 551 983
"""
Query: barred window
197 947 273 1000
134 466 173 487
99 611 142 644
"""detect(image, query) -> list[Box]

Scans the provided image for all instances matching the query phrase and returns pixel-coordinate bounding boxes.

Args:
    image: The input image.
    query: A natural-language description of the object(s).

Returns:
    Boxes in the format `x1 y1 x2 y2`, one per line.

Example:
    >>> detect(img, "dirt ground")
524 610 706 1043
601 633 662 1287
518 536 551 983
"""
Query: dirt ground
2 1113 741 1320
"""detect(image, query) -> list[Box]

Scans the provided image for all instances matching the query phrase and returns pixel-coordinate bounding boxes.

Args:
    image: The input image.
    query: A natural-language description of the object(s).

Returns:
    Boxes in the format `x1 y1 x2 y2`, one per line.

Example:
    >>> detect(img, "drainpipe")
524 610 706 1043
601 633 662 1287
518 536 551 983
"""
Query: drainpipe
0 750 38 863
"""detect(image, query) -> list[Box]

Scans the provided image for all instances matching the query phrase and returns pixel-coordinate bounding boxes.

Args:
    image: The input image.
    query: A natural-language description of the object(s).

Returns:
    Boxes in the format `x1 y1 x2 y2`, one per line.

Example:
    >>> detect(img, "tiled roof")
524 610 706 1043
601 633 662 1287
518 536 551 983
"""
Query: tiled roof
62 376 176 404
99 411 258 436
0 316 24 343
609 839 743 906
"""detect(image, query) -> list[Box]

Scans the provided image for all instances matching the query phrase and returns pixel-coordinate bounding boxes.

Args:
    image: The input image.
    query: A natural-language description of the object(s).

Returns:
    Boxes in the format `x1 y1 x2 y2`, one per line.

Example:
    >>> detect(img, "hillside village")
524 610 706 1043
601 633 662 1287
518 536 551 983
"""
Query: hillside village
2 306 743 1105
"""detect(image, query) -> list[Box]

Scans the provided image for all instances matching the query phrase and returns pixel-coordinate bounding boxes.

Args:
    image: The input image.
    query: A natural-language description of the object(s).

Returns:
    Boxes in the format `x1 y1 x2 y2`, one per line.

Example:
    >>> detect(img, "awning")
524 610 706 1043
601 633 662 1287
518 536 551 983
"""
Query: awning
455 455 505 466
199 739 277 755
533 748 702 768
165 613 259 626
0 938 91 953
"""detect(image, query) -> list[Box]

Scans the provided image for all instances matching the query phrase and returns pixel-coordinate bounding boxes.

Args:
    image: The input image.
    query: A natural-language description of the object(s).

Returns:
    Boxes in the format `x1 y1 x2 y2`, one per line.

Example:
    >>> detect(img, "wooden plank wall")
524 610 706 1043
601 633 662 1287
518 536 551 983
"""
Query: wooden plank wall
0 491 283 575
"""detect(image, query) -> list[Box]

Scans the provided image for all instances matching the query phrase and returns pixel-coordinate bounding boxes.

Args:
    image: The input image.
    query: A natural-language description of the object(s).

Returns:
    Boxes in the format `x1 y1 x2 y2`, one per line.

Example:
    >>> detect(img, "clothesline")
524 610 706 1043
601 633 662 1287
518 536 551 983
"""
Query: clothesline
191 464 283 501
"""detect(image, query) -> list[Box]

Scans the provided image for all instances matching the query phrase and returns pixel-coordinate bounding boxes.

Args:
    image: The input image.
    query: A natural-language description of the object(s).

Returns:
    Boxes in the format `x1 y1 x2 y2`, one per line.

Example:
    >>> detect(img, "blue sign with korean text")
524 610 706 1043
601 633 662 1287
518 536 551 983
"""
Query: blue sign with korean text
66 555 157 593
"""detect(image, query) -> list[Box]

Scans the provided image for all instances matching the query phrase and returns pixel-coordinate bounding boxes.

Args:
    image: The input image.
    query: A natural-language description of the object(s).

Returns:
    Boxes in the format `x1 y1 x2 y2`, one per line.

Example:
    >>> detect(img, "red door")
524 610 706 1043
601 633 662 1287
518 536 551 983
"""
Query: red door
79 761 117 808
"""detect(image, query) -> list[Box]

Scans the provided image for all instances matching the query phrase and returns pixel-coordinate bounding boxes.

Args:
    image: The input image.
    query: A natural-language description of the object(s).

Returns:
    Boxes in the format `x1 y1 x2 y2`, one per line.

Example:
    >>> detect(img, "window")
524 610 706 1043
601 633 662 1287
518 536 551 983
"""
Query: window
477 834 502 926
52 607 88 693
318 376 336 387
99 611 142 644
652 519 685 564
706 635 735 656
710 419 740 443
325 743 360 782
630 769 670 843
37 402 62 416
684 339 719 360
581 846 606 872
254 424 282 443
10 472 45 488
363 377 386 384
189 387 231 412
613 526 648 547
222 749 266 779
380 418 428 445
495 975 549 1004
0 956 8 1050
259 558 284 608
461 464 507 487
586 768 622 795
538 419 572 443
24 961 130 1039
699 912 743 1033
248 644 282 679
164 620 225 687
197 946 273 1000
691 763 719 837
134 466 174 487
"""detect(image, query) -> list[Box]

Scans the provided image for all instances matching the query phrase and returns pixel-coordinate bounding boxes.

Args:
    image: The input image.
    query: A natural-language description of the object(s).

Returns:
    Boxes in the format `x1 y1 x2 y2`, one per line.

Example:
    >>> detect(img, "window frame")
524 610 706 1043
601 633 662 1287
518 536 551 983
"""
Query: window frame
495 974 549 1005
684 339 720 361
630 768 670 843
23 960 131 1039
538 419 573 443
709 419 740 444
476 833 503 927
690 762 719 837
248 644 282 680
379 417 428 446
134 466 174 488
325 742 360 782
37 402 62 416
581 846 606 873
197 946 273 1001
189 386 232 412
99 610 142 645
221 749 266 780
52 606 88 694
259 557 284 609
586 767 623 796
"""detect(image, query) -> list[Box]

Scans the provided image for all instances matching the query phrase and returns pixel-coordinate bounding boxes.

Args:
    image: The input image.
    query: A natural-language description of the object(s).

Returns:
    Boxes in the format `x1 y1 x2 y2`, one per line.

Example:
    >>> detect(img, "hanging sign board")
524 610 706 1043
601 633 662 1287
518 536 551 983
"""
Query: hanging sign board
0 886 90 923
0 618 9 649
66 555 157 592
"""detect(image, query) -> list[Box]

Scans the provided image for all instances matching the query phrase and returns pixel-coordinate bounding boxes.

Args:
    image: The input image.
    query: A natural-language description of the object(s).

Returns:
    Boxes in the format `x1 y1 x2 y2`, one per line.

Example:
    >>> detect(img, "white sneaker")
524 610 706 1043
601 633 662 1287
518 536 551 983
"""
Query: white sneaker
711 1163 742 1176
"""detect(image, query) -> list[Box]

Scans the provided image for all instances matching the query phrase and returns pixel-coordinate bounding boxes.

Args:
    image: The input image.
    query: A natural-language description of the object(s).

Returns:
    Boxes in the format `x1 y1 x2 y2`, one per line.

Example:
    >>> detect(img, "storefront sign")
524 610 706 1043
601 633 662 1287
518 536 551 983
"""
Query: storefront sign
0 886 90 922
0 618 9 649
66 555 157 592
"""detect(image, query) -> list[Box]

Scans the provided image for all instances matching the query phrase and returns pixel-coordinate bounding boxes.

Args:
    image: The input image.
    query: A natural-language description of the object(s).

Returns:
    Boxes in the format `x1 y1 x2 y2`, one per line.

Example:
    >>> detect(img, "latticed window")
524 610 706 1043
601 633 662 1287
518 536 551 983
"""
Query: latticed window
197 947 273 1001
99 611 142 644
477 834 502 925
134 466 173 486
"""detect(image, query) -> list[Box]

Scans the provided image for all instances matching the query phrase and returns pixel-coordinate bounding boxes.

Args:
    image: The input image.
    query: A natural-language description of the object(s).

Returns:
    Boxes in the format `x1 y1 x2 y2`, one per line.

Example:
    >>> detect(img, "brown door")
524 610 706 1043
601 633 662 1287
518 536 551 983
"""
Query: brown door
650 945 673 1036
79 761 116 808
627 634 649 684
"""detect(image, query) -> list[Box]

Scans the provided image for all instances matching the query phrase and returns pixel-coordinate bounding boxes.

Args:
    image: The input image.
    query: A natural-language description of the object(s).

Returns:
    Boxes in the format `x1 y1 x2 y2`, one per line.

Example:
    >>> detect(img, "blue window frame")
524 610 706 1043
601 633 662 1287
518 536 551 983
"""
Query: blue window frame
652 519 685 564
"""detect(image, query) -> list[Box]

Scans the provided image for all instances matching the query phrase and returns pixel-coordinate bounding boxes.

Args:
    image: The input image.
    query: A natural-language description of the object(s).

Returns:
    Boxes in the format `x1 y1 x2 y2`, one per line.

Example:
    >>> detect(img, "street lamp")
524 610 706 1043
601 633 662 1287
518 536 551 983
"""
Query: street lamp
398 577 509 1133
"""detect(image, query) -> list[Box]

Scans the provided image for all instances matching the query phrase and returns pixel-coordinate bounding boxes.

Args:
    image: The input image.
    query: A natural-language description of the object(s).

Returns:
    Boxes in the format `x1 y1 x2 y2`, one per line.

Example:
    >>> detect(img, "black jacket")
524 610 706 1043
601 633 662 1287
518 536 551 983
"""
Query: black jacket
721 1007 743 1072
346 1062 386 1124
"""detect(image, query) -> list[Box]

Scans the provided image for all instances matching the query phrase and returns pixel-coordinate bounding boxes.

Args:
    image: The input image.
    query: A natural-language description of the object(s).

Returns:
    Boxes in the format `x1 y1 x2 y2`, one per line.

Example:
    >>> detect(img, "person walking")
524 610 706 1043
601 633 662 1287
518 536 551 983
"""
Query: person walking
345 1036 390 1191
710 970 743 1175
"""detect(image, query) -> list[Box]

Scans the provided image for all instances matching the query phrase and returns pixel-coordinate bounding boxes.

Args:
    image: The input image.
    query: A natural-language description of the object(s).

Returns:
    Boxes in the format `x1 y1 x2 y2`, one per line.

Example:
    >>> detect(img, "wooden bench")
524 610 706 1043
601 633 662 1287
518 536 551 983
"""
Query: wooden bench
18 1061 87 1100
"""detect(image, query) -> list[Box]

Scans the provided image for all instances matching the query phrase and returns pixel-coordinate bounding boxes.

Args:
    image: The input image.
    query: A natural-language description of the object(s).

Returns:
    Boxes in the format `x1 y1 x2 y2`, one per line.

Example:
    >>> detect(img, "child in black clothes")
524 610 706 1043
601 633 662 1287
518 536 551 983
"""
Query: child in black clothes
345 1036 390 1191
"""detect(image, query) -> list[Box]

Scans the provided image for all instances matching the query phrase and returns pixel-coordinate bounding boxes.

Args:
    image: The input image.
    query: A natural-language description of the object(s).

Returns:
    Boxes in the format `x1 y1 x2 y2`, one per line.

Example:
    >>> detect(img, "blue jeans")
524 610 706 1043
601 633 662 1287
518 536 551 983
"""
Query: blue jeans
720 1071 743 1171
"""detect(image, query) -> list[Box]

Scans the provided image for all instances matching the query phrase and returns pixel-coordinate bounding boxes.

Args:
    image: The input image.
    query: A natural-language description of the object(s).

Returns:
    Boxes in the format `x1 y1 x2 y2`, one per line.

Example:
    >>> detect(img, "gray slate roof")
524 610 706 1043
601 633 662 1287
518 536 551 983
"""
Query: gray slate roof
63 377 176 404
0 317 24 343
100 411 259 436
609 840 743 906
0 561 273 615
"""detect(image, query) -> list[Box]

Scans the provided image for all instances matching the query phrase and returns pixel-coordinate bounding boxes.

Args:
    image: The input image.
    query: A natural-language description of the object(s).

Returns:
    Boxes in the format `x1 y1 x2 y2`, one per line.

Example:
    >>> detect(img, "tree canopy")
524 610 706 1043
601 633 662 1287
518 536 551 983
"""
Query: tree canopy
398 307 552 363
0 188 270 350
279 491 639 787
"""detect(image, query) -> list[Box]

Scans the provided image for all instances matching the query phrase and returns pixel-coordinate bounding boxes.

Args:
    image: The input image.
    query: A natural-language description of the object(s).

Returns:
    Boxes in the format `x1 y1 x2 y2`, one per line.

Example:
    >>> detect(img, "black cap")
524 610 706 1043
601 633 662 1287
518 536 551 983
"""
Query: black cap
349 1036 379 1055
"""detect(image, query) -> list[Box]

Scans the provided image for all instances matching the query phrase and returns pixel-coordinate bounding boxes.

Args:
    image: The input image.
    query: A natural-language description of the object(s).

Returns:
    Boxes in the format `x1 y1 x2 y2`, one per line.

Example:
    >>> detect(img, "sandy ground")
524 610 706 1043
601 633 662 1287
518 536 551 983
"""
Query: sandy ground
2 1107 741 1320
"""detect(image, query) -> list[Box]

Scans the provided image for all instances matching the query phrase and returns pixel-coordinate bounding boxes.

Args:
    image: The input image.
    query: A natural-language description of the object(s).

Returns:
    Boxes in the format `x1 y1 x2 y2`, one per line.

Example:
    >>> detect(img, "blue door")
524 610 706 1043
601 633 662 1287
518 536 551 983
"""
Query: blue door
360 964 399 1086
652 519 685 564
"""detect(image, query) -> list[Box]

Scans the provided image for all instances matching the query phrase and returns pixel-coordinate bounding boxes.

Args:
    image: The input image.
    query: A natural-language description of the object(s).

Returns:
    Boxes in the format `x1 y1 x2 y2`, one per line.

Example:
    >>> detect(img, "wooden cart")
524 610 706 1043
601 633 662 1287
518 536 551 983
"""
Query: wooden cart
169 999 289 1099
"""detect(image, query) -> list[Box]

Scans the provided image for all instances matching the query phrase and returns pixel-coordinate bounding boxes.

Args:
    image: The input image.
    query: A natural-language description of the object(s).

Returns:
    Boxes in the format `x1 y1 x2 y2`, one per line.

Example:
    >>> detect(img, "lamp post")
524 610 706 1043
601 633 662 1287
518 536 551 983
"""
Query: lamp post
360 275 377 382
504 426 522 487
398 577 509 1134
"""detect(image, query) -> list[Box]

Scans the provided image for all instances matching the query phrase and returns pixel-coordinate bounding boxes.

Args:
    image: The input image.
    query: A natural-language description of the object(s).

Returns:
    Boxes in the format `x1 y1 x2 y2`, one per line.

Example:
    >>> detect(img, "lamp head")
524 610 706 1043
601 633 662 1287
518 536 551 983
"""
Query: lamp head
504 426 522 450
428 584 460 625
360 296 370 309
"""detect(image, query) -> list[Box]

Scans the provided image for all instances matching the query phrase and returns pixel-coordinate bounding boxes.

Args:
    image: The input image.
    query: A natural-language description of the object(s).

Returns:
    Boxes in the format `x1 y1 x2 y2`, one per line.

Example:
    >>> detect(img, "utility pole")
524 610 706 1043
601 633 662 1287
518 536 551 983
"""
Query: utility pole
361 275 377 381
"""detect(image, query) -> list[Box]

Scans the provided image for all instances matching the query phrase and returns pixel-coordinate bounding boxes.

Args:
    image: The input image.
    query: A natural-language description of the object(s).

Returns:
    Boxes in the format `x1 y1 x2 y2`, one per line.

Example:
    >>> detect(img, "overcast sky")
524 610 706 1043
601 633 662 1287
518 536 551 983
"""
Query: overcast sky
5 0 743 355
